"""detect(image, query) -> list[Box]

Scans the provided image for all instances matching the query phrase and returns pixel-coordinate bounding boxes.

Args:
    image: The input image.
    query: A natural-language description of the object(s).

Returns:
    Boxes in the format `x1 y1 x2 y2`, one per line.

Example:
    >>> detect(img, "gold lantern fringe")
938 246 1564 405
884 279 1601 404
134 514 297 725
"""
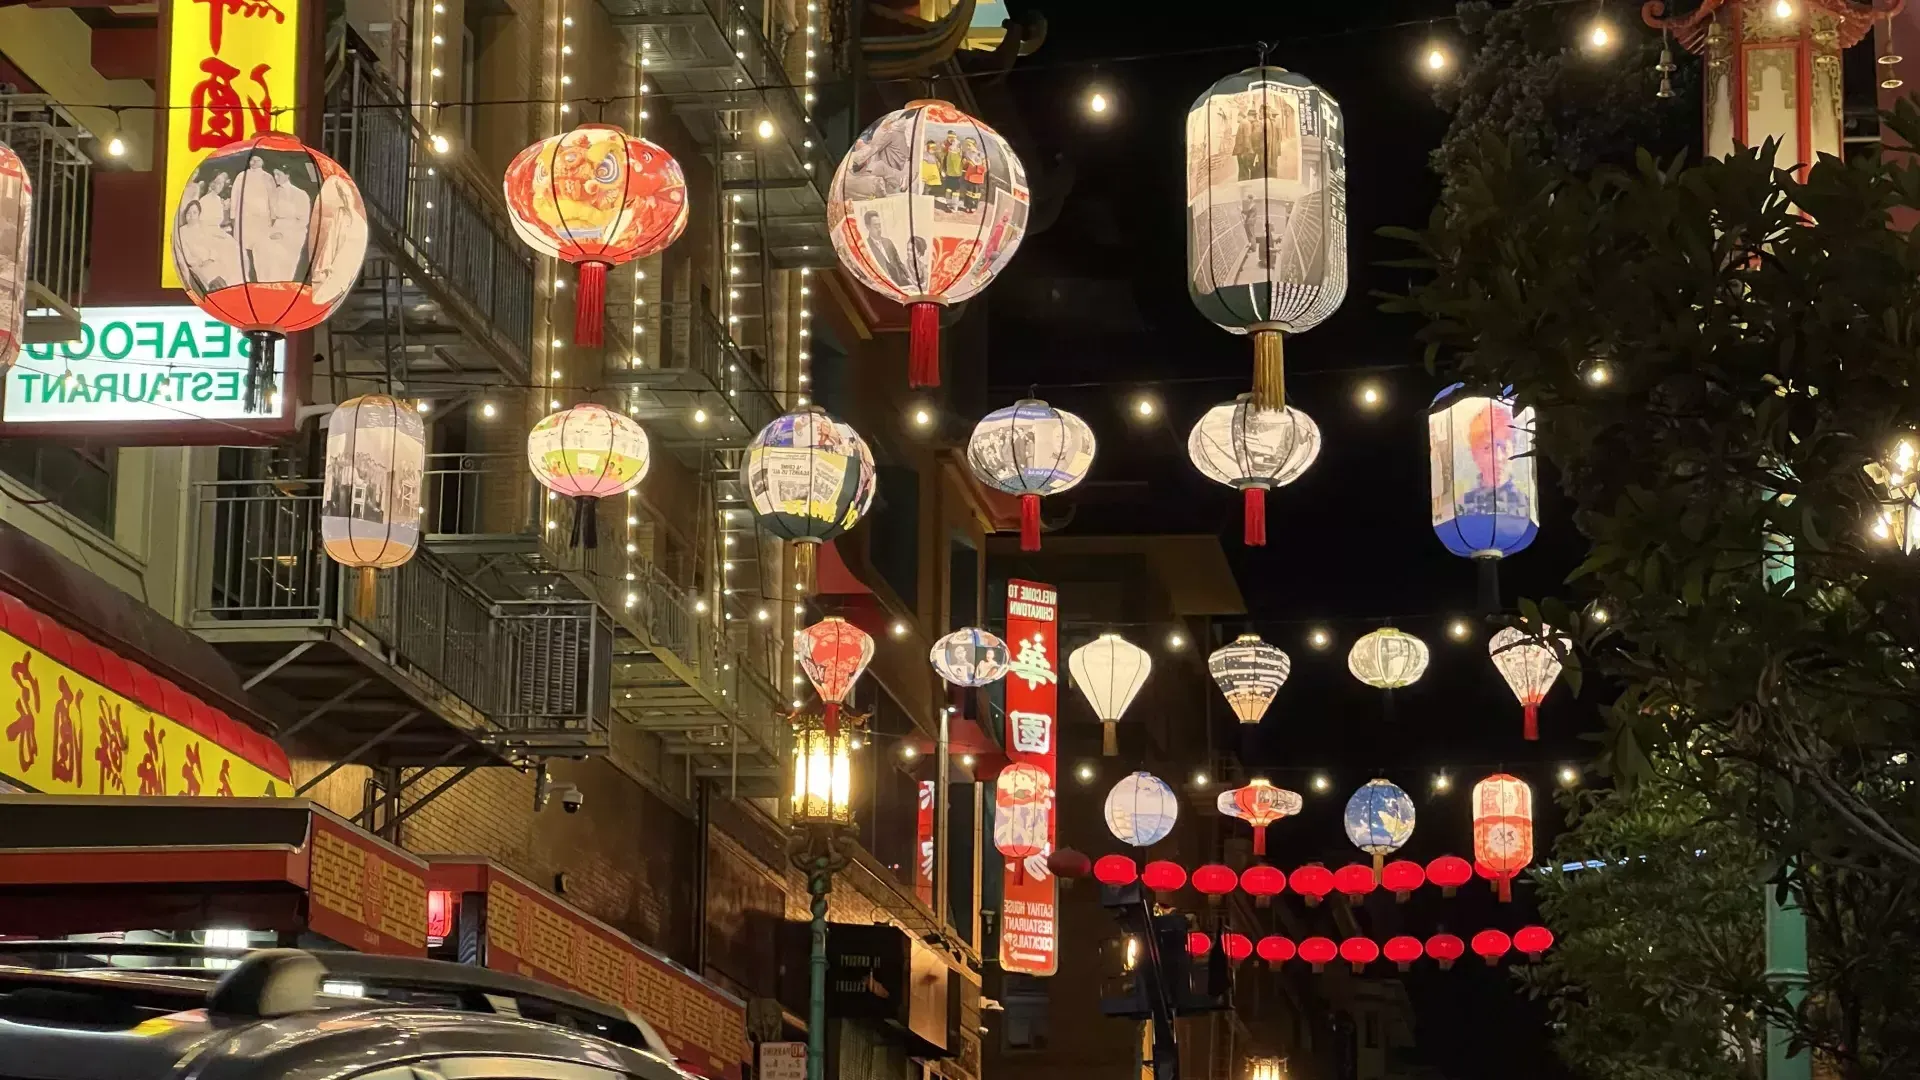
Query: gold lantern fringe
355 567 378 621
1251 330 1285 411
792 541 818 597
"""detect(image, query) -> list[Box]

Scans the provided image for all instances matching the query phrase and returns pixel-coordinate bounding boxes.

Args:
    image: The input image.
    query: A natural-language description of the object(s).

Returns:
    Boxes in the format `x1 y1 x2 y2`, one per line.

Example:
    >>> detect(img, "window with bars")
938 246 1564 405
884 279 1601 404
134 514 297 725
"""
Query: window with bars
0 441 115 534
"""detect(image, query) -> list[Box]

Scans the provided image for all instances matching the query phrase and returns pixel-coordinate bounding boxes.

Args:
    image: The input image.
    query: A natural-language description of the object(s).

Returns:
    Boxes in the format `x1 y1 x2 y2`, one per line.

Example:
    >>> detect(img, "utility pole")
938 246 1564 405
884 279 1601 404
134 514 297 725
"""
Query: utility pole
1764 883 1811 1080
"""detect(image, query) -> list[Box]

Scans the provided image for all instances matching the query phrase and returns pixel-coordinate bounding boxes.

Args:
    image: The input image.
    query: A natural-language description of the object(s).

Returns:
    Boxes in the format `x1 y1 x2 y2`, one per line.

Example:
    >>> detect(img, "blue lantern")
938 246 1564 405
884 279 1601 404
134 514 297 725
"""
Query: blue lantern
1105 771 1179 847
1428 384 1538 608
1343 778 1415 876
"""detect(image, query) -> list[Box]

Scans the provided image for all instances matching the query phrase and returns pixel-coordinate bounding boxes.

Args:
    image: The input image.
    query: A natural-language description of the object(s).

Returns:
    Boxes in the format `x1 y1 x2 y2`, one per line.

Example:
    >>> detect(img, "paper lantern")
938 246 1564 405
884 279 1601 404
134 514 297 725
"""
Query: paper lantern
1256 935 1295 970
1187 66 1347 409
931 627 1011 687
1344 778 1416 874
1472 773 1533 903
966 399 1096 551
1105 771 1179 847
1208 634 1292 724
1289 864 1333 907
322 395 425 617
1216 778 1302 856
171 133 368 412
1298 936 1338 973
1383 935 1423 972
795 616 874 735
1426 855 1473 897
1425 933 1465 970
1333 864 1377 902
1093 854 1139 887
1339 937 1379 973
1381 860 1425 902
1192 863 1239 907
502 123 687 346
1186 932 1212 958
1489 625 1570 741
993 762 1054 875
527 403 652 548
1141 859 1186 899
1472 929 1512 966
1221 933 1253 965
427 889 455 939
0 142 29 370
1347 628 1429 689
1430 384 1539 568
1047 848 1090 880
1240 865 1285 908
1514 925 1555 961
828 99 1028 388
743 407 877 593
1188 399 1322 544
1071 633 1152 756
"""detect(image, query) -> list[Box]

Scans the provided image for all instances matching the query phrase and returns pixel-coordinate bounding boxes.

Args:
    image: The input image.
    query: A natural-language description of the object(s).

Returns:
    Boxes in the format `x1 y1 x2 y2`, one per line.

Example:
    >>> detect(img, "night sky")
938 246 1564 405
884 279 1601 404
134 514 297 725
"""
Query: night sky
981 1 1605 1072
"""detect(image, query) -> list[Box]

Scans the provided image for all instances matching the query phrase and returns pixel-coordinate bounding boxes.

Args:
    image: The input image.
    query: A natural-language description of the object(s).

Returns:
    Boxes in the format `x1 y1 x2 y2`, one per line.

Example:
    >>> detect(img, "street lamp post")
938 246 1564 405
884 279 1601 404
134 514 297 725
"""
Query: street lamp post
787 713 857 1080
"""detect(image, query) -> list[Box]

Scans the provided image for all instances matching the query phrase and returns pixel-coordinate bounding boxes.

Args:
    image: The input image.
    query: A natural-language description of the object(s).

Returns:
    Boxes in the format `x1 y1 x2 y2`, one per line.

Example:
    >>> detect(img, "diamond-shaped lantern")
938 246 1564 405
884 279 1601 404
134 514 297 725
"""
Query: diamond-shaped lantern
1070 633 1151 756
1208 634 1291 724
1489 625 1570 741
795 616 873 735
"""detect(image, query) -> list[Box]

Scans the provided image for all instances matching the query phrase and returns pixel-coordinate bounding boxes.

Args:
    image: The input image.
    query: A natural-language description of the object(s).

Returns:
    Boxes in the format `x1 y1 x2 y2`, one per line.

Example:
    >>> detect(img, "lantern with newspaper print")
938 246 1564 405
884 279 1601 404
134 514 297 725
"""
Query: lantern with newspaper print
527 403 652 549
1430 384 1539 608
1347 627 1429 689
795 616 874 736
171 133 368 413
966 399 1096 552
1070 633 1151 756
1216 778 1301 856
503 124 688 346
1472 772 1533 902
1186 67 1347 409
1188 398 1321 544
1208 634 1291 724
1489 625 1570 741
0 142 28 370
994 761 1053 881
742 406 877 595
322 395 425 618
828 99 1029 389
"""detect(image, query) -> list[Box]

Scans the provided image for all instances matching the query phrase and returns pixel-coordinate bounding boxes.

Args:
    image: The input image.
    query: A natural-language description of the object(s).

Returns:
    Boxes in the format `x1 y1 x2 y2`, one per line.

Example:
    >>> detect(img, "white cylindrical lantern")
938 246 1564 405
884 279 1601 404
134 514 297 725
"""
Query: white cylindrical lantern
1489 625 1569 742
1208 634 1291 724
1104 771 1179 847
965 399 1096 552
1069 633 1151 756
742 406 877 594
0 142 30 371
1188 398 1321 545
1347 627 1429 689
527 403 652 549
322 395 426 617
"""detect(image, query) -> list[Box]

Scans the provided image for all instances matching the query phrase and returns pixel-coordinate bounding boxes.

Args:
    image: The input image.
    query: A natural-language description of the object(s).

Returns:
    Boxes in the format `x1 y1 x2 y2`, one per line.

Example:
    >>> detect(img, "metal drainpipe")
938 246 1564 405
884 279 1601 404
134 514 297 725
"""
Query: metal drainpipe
694 779 711 975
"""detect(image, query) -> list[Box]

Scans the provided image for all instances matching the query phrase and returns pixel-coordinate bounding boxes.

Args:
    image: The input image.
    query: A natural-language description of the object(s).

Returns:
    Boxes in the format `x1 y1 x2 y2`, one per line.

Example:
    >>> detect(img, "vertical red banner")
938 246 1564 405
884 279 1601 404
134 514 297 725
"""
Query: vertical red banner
916 779 936 908
999 579 1059 976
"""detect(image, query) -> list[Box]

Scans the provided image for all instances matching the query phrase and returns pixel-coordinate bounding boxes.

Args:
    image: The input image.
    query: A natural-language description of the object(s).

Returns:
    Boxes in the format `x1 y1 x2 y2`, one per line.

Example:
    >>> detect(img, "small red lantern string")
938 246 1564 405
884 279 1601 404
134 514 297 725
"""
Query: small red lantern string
1425 855 1473 897
1239 864 1286 908
1094 854 1139 887
1383 935 1424 971
1380 859 1425 902
1187 931 1213 958
1513 925 1555 961
1471 928 1512 966
1298 936 1338 973
1142 860 1187 901
1192 863 1239 907
1289 864 1334 907
1339 937 1380 973
1425 933 1466 970
1256 935 1295 971
1221 933 1253 965
1333 864 1377 902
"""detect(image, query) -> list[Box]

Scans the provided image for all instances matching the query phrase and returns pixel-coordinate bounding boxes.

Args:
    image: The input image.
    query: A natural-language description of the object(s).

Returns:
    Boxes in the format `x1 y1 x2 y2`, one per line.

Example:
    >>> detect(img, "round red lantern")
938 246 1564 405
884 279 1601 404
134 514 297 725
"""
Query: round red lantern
1298 936 1338 973
1425 855 1473 897
1240 864 1286 908
1094 854 1139 887
1425 933 1466 970
1383 935 1423 971
1339 937 1379 973
1514 925 1555 961
1381 860 1425 901
1473 773 1533 903
1255 935 1295 970
1333 864 1377 902
1290 864 1333 907
1472 928 1512 966
1048 848 1090 880
1221 933 1253 965
503 123 688 346
1142 860 1187 901
1187 931 1212 958
1192 863 1239 907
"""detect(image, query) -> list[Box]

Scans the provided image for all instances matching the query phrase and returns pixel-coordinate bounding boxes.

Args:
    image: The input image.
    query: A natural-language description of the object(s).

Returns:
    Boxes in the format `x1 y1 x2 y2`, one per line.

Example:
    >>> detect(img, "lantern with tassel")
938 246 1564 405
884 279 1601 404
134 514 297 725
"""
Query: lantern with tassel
1216 778 1301 855
1472 773 1533 903
322 395 425 618
1207 634 1291 724
1430 384 1539 609
827 99 1029 388
527 403 651 548
502 124 687 346
993 761 1053 881
1105 771 1179 847
742 407 877 594
1343 778 1415 876
1187 66 1347 409
966 399 1095 551
1070 633 1151 756
0 141 29 370
1188 398 1321 544
1489 625 1570 741
795 616 874 735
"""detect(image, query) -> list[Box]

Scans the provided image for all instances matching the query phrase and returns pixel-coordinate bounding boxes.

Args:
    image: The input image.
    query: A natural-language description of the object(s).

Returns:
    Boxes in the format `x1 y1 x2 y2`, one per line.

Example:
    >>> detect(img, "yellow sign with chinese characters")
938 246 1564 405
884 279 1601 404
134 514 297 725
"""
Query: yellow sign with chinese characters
161 0 303 289
0 627 286 798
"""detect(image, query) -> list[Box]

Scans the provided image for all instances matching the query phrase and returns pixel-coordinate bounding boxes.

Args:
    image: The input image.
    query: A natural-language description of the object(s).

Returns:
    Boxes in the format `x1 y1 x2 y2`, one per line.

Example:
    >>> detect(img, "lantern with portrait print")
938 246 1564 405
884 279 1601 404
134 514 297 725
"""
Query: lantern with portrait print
1188 398 1321 544
828 99 1029 389
322 395 425 619
503 124 688 346
795 616 874 736
171 133 368 413
742 406 877 595
966 399 1096 552
930 627 1011 687
1430 384 1539 609
1208 633 1291 724
527 403 652 549
0 141 29 371
1473 772 1533 902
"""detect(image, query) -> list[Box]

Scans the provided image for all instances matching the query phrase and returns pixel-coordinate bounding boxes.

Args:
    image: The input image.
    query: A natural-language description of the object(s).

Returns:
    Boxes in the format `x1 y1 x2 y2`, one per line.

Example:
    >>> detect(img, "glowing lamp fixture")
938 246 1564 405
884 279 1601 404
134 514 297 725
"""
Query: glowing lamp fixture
1188 399 1321 544
967 399 1096 550
1207 634 1292 723
742 407 877 594
527 403 652 548
1347 627 1430 689
1105 771 1179 846
1217 778 1302 856
1071 633 1152 756
790 714 854 826
1472 773 1533 902
1344 778 1416 874
427 889 455 939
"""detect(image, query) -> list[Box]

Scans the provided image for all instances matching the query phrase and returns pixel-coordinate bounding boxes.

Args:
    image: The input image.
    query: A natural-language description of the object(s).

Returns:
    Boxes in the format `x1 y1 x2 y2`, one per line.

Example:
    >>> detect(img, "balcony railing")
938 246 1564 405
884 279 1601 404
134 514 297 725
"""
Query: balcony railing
610 300 785 446
0 96 90 341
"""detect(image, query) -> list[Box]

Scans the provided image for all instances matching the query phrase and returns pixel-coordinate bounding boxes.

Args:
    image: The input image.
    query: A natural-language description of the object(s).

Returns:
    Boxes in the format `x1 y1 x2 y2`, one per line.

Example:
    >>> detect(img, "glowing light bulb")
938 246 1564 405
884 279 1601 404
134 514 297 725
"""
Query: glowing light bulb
1088 91 1109 114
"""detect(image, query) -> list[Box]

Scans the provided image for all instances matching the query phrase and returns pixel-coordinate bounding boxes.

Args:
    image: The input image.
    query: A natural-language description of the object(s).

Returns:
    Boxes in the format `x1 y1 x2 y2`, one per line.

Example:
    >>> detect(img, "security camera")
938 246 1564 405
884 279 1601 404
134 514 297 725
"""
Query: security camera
560 787 584 813
533 765 582 814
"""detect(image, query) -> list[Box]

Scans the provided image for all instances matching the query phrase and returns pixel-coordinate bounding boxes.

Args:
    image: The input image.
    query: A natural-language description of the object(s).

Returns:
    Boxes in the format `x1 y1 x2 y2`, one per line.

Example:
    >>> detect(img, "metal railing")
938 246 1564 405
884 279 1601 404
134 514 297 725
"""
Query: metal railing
0 96 90 327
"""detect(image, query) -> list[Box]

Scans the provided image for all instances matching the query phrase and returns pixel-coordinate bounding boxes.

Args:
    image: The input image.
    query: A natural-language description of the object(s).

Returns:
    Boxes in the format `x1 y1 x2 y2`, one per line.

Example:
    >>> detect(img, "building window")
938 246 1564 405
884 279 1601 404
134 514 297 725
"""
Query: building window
871 465 919 609
1362 1009 1380 1050
1001 974 1050 1051
0 441 115 534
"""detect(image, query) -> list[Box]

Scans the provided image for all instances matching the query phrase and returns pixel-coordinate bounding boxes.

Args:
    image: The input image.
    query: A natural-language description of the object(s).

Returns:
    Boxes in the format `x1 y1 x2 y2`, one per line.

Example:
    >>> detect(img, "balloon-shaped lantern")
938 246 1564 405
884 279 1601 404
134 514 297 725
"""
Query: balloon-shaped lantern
1430 384 1539 609
1240 865 1285 907
930 627 1011 687
1220 933 1254 965
171 133 368 412
993 761 1053 880
1472 773 1533 902
1384 935 1423 971
966 399 1095 551
1426 933 1465 970
0 142 29 370
1207 634 1291 724
1339 937 1379 973
1256 935 1295 970
1489 625 1570 741
1216 778 1301 856
1472 929 1512 966
1425 855 1473 897
1187 66 1347 410
527 403 652 548
1092 854 1139 887
322 395 426 617
503 124 688 346
1298 937 1338 973
742 406 877 594
1192 864 1239 907
1104 771 1178 847
1188 399 1322 544
1347 627 1429 689
1140 859 1186 899
1380 860 1425 902
1070 633 1151 756
795 616 874 735
827 99 1029 388
1344 778 1415 876
1289 864 1333 907
1333 864 1377 902
1514 925 1555 961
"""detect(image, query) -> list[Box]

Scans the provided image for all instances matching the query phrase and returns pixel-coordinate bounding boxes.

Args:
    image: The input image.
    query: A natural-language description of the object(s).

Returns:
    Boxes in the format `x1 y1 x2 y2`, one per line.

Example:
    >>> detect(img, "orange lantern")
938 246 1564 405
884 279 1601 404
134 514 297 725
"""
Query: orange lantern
1472 773 1533 902
795 616 874 734
503 124 688 346
1216 778 1301 856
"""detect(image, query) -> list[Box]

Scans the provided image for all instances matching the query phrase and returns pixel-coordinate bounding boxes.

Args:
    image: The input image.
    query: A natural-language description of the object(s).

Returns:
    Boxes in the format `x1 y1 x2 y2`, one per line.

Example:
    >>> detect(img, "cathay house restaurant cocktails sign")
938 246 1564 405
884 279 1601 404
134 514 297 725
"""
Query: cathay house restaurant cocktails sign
6 306 287 424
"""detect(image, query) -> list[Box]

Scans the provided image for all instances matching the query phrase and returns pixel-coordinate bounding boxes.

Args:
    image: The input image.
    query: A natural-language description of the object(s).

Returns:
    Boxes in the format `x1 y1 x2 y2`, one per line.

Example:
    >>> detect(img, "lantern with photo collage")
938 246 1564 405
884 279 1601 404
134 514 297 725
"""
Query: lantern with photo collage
1186 67 1347 409
1070 633 1150 756
322 395 426 618
502 124 688 346
930 627 1011 688
994 761 1053 881
1430 384 1539 609
795 616 874 736
1489 625 1570 741
171 133 368 413
1207 633 1291 724
0 141 29 370
828 99 1029 389
1473 773 1533 902
1188 398 1321 544
966 399 1096 552
526 403 652 549
1347 627 1429 689
742 406 877 595
1216 778 1301 856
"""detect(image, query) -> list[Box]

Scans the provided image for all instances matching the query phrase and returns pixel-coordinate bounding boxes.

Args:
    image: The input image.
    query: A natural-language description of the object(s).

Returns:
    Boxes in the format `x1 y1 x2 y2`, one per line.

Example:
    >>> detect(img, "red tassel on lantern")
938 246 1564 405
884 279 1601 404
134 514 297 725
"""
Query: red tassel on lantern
1019 493 1041 552
1243 486 1267 546
823 701 841 736
575 261 608 346
1524 701 1539 741
909 302 941 388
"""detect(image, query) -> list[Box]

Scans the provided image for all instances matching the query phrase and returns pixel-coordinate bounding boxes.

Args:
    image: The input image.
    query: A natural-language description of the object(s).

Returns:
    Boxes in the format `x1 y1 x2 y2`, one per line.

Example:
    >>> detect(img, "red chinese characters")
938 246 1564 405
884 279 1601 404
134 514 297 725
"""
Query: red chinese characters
180 741 205 795
95 697 128 793
185 0 286 150
50 675 83 785
136 717 168 796
7 652 39 771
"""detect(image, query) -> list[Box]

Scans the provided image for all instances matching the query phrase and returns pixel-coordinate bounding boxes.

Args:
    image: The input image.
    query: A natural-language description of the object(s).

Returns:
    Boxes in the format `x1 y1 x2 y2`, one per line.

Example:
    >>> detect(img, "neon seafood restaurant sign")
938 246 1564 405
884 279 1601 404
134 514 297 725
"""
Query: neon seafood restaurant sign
5 306 287 425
